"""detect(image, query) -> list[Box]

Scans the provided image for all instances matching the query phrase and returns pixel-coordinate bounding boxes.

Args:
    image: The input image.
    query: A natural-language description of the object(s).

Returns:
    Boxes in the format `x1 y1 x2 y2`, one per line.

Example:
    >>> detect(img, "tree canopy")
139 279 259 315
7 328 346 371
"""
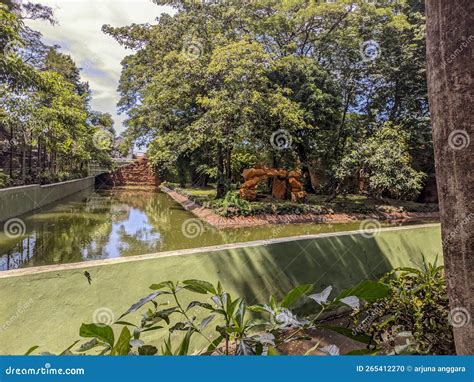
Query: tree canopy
0 1 114 186
104 0 430 199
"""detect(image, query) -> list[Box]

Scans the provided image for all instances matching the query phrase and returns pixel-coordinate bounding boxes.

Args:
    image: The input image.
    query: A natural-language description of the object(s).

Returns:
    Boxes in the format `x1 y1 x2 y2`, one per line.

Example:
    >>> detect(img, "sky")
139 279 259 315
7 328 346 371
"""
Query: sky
25 0 176 135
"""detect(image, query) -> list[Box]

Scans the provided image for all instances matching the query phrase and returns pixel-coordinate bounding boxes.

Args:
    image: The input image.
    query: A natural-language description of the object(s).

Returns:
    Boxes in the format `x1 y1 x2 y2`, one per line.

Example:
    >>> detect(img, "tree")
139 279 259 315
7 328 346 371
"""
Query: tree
107 0 436 200
335 124 425 199
425 0 473 354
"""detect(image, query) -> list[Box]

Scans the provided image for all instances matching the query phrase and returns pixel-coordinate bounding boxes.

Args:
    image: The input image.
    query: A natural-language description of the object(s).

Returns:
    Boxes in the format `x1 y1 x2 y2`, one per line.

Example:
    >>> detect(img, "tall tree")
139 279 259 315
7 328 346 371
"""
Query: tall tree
425 0 473 354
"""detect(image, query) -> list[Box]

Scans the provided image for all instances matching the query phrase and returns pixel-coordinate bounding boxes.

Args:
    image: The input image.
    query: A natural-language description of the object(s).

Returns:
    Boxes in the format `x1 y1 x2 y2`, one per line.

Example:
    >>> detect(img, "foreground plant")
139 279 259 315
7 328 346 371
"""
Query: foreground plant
27 263 454 355
351 263 455 355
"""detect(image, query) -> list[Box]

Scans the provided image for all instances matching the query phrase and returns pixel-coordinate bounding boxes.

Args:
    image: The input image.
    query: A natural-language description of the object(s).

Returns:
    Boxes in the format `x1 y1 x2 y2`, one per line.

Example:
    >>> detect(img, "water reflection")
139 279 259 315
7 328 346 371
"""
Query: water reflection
0 188 420 271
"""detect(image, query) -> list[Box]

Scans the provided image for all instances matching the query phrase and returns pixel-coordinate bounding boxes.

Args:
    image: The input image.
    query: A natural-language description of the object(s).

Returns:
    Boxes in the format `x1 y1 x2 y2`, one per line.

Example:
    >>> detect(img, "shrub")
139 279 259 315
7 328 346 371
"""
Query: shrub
335 124 426 200
351 263 455 354
205 193 329 217
207 191 252 217
26 279 387 356
0 170 10 188
27 264 453 356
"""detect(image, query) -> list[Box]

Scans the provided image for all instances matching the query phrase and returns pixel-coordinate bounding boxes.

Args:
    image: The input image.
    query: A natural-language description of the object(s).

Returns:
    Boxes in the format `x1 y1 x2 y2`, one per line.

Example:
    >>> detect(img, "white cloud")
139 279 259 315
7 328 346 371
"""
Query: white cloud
25 0 176 134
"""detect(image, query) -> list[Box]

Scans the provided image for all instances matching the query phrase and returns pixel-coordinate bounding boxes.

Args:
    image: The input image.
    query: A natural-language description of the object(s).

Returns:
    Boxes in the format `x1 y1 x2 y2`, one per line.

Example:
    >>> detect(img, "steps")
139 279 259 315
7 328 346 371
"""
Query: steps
98 159 160 188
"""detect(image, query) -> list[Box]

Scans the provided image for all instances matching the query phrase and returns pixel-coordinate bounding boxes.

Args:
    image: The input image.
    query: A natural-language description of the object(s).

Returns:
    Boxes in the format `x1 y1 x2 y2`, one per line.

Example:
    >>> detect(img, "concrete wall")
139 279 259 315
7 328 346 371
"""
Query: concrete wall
0 224 442 355
0 177 95 223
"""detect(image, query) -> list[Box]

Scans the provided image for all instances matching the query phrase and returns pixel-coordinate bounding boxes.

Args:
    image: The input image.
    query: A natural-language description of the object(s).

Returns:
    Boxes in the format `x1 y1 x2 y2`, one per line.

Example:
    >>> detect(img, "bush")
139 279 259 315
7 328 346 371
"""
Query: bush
25 279 389 356
0 170 10 188
205 192 329 217
26 263 454 356
351 263 455 355
206 191 252 217
335 124 426 200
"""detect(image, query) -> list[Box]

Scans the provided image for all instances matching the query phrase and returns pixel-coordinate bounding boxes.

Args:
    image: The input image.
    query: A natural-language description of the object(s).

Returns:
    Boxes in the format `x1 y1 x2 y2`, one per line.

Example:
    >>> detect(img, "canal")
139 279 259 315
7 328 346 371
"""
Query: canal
0 188 419 271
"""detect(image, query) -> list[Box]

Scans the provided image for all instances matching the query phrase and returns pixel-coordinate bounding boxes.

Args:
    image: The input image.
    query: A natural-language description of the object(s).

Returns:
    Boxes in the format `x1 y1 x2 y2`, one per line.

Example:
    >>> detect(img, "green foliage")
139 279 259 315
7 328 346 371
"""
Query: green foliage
0 170 11 188
351 264 455 355
0 3 113 186
208 191 252 217
25 267 455 355
205 198 328 218
104 0 432 200
25 274 427 356
335 124 426 199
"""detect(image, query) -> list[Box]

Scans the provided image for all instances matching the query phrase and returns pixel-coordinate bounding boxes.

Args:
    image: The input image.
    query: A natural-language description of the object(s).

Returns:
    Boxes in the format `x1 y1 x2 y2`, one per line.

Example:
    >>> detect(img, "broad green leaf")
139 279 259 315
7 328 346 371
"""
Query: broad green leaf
169 322 188 332
149 281 174 290
186 300 213 311
138 345 158 355
115 321 138 328
336 281 391 302
247 305 271 314
183 280 216 294
177 329 194 355
111 326 131 355
119 291 164 318
204 335 224 355
267 346 280 356
280 284 313 308
79 323 115 347
151 307 178 325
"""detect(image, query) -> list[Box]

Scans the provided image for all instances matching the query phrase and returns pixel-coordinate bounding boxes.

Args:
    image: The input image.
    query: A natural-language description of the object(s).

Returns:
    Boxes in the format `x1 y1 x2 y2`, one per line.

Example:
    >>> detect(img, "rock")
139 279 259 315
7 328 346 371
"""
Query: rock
288 170 302 179
240 167 305 202
240 188 257 201
291 191 307 202
288 177 303 189
243 167 268 180
272 177 287 199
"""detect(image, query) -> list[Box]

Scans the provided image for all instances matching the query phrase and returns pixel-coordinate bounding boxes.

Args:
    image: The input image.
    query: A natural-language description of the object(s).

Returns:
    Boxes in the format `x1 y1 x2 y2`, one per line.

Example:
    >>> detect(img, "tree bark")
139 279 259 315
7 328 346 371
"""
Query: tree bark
425 0 473 354
216 143 226 198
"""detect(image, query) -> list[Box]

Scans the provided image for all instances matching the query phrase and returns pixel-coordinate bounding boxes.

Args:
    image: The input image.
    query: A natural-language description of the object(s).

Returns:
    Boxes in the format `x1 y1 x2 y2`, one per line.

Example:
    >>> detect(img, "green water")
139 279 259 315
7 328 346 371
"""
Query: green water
0 188 421 271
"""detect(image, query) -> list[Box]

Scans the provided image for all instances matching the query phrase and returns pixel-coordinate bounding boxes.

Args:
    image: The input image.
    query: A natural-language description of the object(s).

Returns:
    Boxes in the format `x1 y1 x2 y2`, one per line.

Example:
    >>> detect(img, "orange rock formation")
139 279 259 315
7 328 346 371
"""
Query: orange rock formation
239 167 306 202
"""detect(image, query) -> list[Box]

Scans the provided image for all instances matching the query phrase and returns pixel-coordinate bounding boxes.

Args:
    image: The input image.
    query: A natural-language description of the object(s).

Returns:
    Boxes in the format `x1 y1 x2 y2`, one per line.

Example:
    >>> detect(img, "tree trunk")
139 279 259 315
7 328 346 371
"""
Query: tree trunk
225 147 232 182
216 143 226 198
295 142 314 193
21 141 26 184
425 0 473 355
